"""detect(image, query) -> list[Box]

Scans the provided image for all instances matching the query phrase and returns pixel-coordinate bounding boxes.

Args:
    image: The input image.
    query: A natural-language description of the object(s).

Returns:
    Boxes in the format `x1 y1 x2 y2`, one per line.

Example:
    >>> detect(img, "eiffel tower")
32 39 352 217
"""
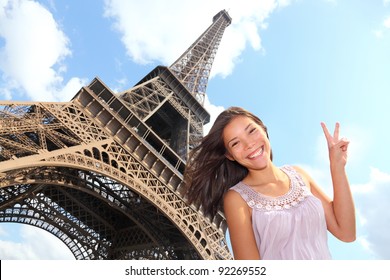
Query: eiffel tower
0 10 232 260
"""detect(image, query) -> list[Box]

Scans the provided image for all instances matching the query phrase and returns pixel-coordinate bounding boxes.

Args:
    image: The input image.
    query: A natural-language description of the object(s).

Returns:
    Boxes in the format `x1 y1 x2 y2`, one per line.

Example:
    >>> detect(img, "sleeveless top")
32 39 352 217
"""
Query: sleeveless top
230 165 331 260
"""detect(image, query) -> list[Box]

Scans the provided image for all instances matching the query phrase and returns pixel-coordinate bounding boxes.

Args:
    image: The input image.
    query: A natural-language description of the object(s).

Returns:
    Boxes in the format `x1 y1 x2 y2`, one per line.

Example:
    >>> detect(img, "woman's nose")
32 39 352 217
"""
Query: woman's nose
243 139 254 150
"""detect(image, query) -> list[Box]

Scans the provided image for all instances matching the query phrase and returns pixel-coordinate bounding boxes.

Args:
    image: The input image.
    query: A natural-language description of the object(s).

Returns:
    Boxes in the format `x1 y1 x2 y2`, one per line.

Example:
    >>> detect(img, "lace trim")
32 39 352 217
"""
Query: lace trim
230 166 311 211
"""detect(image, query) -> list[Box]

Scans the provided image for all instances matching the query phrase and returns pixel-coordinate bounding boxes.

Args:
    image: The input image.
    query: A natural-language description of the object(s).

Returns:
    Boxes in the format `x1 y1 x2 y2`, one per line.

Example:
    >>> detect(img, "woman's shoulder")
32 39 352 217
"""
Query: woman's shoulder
224 187 245 201
224 186 249 207
281 164 306 175
288 165 312 180
223 188 252 216
286 165 314 192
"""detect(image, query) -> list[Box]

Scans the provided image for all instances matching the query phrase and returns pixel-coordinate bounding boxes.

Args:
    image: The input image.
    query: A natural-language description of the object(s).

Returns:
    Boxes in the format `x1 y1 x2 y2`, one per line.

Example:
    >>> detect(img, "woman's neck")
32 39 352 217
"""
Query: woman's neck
243 163 286 187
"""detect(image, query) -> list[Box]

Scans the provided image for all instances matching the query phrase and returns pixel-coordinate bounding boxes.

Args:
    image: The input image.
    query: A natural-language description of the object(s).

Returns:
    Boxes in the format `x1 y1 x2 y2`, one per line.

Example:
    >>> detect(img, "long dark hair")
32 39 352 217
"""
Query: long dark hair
182 107 271 217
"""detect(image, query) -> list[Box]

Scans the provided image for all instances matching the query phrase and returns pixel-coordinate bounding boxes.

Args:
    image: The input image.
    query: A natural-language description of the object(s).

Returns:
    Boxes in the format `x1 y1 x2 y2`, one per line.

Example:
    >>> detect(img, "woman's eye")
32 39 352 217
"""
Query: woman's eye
249 128 256 134
231 142 238 148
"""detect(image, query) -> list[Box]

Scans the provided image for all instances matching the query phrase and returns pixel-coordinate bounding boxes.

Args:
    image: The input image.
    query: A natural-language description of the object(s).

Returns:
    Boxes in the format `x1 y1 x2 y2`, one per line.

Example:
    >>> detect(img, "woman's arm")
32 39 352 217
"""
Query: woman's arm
223 190 260 259
321 122 356 241
296 122 356 242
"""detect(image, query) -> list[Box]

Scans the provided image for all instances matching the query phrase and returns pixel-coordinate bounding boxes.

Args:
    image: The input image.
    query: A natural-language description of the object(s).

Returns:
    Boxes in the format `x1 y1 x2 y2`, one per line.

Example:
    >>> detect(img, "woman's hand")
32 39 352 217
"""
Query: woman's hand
321 122 349 168
319 122 356 242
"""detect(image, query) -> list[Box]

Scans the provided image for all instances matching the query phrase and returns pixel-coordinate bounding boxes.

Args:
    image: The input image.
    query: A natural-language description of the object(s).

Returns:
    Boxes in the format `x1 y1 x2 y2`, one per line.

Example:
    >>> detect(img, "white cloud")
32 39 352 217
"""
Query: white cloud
373 30 384 39
384 0 390 7
353 167 390 259
203 95 225 135
0 224 74 259
384 16 390 29
373 14 390 39
0 0 86 101
278 0 293 8
103 0 283 78
56 76 87 101
372 14 390 39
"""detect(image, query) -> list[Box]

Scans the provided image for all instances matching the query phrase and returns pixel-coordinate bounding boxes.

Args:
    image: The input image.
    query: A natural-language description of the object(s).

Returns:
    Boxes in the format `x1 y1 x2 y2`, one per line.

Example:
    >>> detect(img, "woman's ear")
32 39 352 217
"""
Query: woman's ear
225 152 235 161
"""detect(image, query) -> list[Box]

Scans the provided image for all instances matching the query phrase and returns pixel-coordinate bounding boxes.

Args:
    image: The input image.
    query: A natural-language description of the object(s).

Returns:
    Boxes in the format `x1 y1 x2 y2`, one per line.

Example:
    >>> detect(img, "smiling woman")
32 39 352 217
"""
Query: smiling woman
1 0 389 262
183 107 356 260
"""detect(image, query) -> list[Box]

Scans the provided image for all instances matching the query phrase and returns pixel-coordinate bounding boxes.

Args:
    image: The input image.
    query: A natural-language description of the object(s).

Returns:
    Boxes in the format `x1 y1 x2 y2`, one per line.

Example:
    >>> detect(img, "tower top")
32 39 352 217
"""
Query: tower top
213 9 232 25
169 9 232 105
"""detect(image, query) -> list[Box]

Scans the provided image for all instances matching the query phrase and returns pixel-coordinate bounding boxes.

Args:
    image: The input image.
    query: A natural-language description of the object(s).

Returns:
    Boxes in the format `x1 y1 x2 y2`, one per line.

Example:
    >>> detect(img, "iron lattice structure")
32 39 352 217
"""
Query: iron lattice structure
0 10 232 259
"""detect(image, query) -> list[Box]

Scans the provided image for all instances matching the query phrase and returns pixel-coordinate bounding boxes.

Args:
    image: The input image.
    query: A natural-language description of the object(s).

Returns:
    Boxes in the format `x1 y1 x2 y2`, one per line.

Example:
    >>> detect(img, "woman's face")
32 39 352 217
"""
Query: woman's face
223 115 271 171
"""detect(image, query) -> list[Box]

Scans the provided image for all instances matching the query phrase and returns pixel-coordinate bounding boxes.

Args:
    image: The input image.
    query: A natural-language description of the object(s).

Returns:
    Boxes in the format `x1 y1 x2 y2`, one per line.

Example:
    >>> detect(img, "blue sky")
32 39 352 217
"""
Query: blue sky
1 0 390 260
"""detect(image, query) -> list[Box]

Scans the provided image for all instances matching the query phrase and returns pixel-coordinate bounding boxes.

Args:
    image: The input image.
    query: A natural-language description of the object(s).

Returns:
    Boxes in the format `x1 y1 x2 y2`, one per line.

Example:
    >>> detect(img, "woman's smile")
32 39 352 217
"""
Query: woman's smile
247 146 264 159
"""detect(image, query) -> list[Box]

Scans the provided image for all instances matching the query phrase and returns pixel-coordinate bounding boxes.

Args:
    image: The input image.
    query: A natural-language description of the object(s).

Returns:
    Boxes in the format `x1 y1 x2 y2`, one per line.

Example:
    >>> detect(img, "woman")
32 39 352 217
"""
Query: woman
183 107 356 260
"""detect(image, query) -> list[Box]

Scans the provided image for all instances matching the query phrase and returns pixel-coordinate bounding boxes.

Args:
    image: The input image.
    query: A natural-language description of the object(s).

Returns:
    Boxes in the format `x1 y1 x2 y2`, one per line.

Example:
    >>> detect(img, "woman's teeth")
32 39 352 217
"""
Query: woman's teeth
248 147 263 159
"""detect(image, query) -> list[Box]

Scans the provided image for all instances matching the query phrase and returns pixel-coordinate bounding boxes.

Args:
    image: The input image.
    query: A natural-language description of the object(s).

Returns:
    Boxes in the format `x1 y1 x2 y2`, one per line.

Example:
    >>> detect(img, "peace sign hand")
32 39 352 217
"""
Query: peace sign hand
321 122 350 168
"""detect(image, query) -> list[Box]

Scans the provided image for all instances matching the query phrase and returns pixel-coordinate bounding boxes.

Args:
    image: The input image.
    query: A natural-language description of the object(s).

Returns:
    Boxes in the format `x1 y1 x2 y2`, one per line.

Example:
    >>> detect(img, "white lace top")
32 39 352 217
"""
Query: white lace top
230 165 331 260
